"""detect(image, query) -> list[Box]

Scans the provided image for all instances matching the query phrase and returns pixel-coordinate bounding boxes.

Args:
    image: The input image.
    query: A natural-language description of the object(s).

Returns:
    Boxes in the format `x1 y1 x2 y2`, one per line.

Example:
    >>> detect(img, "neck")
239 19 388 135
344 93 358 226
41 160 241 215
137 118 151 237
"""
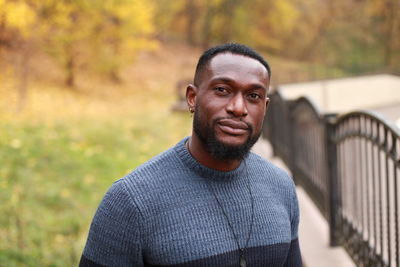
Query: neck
187 134 242 172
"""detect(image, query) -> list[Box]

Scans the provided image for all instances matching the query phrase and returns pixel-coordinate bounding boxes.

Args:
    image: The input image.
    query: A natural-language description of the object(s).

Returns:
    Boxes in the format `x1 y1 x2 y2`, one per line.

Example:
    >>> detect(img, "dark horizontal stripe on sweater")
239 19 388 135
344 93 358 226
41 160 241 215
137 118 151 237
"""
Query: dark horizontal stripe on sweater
79 255 106 267
80 239 300 267
150 239 299 267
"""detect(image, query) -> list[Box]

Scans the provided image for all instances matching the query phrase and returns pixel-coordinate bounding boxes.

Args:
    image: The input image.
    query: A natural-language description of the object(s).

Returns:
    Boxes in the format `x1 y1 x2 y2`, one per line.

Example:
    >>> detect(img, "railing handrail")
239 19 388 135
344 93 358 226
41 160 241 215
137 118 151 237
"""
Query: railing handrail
335 109 400 137
291 96 325 119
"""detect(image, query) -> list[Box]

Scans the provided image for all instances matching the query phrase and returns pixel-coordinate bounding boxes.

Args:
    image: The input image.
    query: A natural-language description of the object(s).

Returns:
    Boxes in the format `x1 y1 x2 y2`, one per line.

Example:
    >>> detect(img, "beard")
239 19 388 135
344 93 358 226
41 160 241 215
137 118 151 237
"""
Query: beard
193 107 261 161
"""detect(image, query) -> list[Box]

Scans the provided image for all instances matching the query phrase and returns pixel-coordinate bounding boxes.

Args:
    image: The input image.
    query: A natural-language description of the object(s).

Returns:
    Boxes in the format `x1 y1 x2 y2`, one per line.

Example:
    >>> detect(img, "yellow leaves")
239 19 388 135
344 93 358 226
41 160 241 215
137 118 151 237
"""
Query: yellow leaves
10 184 23 205
49 3 73 27
1 0 157 84
139 138 152 154
366 0 390 17
270 0 298 33
127 0 155 34
10 138 22 149
84 147 97 158
69 140 103 158
250 27 281 51
0 176 6 190
125 37 158 52
83 174 95 185
68 141 81 152
101 0 155 42
60 188 71 198
54 234 65 244
93 0 155 35
1 0 37 36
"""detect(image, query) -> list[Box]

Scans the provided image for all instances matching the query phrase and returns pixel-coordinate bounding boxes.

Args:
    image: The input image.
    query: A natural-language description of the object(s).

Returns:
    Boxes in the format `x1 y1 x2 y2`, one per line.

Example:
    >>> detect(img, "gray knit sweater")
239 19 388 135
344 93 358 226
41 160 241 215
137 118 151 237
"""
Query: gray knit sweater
80 137 301 266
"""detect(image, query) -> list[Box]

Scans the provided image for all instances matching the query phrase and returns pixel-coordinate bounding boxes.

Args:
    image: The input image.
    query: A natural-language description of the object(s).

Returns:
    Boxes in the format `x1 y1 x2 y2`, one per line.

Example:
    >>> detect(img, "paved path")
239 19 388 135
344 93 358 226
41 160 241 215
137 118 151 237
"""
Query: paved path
252 138 356 267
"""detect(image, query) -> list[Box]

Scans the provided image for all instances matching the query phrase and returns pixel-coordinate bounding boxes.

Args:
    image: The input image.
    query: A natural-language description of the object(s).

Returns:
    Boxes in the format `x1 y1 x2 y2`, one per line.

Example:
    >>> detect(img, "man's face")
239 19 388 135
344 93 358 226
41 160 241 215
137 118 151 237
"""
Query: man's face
193 53 270 160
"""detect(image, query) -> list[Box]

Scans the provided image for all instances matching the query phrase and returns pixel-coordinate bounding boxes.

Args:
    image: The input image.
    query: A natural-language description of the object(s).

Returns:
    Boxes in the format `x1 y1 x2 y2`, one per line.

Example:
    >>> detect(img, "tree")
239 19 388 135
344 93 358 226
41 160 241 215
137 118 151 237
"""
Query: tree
87 0 156 82
0 0 37 111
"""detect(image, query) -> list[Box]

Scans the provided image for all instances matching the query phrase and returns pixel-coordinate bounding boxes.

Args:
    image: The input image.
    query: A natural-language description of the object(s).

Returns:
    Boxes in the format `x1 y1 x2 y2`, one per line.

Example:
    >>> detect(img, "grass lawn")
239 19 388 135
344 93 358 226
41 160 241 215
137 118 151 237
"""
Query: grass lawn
1 116 191 266
0 45 194 266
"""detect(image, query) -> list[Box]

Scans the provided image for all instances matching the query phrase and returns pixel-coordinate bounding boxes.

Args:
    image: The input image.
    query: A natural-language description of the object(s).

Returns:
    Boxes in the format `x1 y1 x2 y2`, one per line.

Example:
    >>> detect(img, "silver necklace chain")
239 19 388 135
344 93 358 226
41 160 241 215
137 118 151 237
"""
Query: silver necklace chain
205 164 255 267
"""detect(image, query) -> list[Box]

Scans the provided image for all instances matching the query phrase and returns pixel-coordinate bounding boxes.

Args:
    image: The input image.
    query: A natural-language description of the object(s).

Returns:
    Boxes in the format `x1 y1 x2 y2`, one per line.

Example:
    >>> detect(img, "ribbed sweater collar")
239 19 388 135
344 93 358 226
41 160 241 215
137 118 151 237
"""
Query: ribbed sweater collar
175 137 246 181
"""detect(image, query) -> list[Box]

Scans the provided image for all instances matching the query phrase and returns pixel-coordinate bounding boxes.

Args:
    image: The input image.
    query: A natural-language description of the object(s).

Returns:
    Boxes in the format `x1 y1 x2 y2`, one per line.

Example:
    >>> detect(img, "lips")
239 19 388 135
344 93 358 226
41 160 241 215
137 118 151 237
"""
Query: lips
217 119 249 135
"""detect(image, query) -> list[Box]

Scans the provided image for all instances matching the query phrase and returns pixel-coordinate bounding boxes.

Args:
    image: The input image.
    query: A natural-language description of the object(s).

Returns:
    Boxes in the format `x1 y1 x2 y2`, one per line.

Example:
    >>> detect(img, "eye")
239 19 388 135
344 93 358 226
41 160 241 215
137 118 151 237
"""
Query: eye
248 93 261 100
214 87 228 94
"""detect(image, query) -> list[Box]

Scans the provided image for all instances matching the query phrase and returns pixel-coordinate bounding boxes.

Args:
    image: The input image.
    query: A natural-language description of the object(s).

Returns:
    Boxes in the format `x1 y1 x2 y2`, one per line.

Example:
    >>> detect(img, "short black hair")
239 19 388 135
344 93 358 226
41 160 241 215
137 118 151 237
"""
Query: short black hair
193 43 271 86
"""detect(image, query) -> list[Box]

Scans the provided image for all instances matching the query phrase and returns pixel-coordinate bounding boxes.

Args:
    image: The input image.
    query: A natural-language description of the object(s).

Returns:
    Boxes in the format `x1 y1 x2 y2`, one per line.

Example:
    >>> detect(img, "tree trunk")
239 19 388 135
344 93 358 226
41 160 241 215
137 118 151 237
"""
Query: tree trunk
0 15 7 54
110 69 122 84
186 0 198 46
65 47 75 88
383 0 400 69
16 41 31 113
201 0 214 49
220 0 240 43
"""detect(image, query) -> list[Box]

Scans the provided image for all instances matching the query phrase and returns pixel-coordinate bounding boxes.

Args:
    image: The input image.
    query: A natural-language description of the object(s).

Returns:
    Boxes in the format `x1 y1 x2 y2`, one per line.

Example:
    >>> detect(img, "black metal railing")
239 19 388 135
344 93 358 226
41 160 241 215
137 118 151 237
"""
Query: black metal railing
291 97 330 219
263 89 400 267
263 90 293 166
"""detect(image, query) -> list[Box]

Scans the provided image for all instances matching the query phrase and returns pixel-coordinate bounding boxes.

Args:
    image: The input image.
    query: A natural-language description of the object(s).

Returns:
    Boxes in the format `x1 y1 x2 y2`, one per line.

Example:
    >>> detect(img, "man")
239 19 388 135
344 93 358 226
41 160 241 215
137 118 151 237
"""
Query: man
80 43 302 266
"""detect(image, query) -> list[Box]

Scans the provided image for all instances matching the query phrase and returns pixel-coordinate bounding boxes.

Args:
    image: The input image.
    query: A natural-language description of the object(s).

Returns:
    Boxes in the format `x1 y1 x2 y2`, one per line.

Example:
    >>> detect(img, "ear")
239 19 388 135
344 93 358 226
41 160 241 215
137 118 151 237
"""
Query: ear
264 97 270 115
186 84 197 111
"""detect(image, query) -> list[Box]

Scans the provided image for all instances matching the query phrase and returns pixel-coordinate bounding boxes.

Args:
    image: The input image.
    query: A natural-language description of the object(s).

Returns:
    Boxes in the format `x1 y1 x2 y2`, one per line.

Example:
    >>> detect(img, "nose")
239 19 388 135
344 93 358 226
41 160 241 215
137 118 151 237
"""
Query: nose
226 93 248 117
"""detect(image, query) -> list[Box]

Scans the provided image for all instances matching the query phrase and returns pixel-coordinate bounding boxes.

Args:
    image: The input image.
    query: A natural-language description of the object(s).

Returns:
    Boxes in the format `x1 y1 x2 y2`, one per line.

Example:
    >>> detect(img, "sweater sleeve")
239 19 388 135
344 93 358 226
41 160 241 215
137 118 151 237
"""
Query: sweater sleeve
79 179 144 267
283 183 302 267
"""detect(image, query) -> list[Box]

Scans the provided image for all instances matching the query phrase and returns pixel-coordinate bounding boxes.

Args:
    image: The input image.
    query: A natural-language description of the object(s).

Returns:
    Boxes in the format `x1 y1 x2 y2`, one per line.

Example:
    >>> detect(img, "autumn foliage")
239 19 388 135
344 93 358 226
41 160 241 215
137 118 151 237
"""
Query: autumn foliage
0 0 399 90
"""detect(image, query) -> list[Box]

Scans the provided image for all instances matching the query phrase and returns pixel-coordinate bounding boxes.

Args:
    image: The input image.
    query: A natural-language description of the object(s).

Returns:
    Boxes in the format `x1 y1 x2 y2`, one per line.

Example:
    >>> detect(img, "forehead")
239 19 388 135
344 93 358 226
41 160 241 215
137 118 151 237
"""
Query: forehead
205 53 269 84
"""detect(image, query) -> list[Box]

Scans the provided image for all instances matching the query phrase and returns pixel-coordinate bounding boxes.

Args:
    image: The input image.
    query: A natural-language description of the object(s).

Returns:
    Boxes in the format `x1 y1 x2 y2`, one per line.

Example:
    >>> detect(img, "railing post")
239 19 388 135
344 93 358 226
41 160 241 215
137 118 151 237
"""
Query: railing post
263 91 277 156
324 114 340 246
269 93 277 156
287 100 297 184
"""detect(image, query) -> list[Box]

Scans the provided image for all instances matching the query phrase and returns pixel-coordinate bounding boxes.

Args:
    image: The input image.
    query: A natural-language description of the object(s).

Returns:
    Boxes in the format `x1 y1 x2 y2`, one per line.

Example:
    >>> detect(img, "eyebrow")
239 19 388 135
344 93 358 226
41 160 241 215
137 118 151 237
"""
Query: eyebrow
210 77 268 92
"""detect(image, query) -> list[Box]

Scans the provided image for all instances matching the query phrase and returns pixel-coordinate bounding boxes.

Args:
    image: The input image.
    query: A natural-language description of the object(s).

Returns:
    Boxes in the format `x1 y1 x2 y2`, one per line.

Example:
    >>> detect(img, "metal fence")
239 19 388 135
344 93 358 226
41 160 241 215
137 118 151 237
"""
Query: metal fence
263 90 293 166
264 90 400 267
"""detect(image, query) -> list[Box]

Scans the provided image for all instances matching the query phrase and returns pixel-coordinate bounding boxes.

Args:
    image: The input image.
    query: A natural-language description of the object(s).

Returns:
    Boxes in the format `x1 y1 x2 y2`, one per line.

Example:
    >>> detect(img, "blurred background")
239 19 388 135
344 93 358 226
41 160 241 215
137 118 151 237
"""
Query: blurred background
0 0 399 266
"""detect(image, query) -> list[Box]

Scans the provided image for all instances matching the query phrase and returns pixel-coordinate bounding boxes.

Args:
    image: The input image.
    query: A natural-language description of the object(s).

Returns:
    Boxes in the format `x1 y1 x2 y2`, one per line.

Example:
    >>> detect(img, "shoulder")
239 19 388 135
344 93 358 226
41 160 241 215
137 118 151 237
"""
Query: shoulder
120 145 183 191
246 152 297 209
247 152 293 187
111 141 190 211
